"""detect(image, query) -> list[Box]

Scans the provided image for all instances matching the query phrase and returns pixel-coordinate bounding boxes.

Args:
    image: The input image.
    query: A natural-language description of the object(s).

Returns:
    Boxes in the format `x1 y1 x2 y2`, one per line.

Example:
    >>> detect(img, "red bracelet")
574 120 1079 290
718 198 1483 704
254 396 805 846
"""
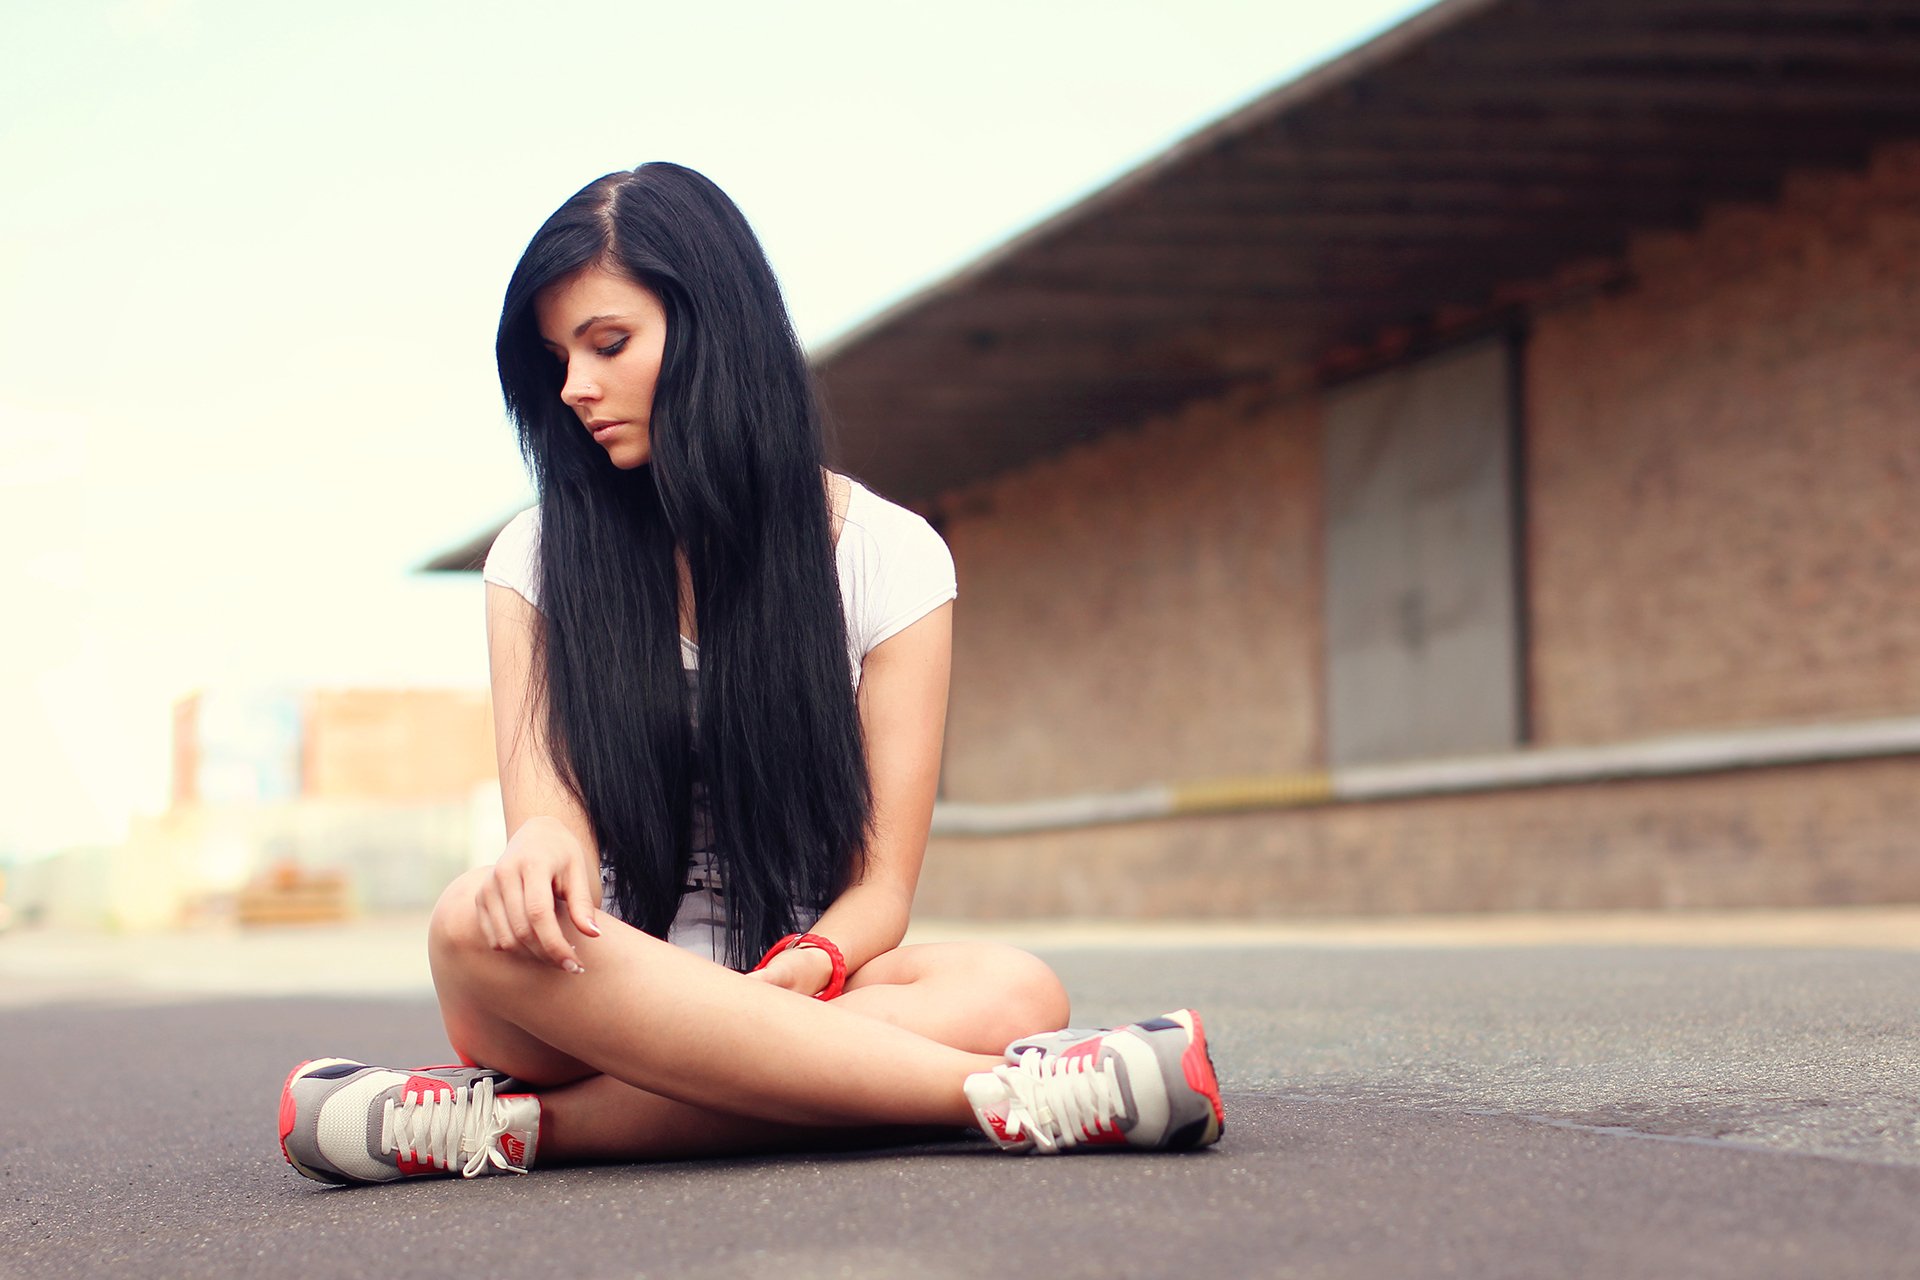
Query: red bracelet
751 932 847 1000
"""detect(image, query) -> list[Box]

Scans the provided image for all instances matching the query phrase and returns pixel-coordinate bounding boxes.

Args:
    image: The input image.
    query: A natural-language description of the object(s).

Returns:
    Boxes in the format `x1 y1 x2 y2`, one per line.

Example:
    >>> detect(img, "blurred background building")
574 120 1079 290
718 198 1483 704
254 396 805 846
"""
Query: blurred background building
7 688 500 930
433 0 1920 920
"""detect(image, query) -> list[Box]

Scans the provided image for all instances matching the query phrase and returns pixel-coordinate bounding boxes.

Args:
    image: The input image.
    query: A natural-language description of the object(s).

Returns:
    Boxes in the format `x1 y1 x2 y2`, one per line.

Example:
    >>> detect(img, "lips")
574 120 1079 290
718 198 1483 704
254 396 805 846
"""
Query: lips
587 420 626 439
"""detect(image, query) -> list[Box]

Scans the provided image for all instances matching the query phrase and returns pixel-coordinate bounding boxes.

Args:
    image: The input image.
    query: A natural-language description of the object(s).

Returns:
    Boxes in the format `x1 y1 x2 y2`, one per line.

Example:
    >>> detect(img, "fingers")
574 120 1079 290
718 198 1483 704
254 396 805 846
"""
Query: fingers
476 875 515 957
493 868 536 962
497 867 569 971
475 866 574 971
472 850 594 974
561 860 602 939
517 864 583 973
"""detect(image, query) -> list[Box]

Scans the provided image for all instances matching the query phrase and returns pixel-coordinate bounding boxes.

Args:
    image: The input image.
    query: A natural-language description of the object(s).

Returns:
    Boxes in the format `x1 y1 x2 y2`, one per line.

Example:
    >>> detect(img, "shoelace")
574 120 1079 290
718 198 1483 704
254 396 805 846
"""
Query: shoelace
996 1050 1124 1154
379 1075 524 1178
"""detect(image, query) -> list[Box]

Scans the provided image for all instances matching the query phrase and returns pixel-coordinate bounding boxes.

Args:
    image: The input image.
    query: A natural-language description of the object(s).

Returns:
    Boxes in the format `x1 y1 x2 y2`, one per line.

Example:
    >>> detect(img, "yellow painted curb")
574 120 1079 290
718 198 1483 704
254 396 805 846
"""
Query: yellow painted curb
1169 773 1335 814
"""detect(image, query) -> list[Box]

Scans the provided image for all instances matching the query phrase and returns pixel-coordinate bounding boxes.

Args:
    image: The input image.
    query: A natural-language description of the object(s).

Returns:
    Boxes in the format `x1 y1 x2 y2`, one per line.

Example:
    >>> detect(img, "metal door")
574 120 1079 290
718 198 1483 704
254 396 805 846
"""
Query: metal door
1323 335 1523 765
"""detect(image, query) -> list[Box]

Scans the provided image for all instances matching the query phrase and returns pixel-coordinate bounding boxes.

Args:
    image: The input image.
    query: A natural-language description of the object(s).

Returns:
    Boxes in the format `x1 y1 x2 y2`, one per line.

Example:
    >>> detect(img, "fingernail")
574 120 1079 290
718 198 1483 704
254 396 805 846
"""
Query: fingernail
564 959 586 975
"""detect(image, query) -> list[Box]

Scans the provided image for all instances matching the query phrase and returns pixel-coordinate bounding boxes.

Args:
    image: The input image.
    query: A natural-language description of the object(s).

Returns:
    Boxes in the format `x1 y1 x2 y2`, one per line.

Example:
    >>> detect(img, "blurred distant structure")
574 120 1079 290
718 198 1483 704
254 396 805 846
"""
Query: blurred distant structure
431 0 1920 919
10 688 501 931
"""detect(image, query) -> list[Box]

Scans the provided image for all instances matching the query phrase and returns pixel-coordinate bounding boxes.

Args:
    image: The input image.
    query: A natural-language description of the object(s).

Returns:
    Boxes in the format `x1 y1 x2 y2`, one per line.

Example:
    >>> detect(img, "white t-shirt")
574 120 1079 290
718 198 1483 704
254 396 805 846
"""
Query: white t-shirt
481 476 956 964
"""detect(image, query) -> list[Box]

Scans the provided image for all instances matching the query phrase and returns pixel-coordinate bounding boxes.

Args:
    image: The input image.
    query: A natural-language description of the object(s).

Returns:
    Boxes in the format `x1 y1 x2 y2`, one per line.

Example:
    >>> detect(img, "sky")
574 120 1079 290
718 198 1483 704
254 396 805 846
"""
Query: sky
0 0 1431 858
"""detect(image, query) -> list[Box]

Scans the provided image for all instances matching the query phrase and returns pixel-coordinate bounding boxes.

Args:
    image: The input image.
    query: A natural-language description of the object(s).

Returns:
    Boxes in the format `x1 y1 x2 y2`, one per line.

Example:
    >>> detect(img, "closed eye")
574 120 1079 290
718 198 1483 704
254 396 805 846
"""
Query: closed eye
595 337 629 357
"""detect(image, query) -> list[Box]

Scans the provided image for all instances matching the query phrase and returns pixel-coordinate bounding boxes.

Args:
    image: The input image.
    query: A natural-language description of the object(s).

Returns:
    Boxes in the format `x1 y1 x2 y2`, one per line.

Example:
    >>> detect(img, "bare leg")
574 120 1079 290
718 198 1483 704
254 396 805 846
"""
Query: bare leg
427 871 1006 1132
835 940 1071 1053
527 941 1072 1162
534 1073 960 1163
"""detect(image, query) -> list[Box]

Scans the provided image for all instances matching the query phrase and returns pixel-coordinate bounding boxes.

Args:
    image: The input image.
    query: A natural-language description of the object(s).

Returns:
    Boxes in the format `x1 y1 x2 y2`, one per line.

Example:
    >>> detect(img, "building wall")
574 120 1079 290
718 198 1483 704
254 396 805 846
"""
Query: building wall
920 142 1920 916
300 689 498 801
915 756 1920 918
1527 142 1920 745
934 379 1324 801
937 142 1920 805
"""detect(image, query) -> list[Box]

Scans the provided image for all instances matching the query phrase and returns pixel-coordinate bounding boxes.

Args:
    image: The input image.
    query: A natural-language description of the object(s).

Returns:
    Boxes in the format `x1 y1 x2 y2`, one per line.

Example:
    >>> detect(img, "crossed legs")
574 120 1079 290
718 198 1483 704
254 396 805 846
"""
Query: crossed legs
425 868 1072 1163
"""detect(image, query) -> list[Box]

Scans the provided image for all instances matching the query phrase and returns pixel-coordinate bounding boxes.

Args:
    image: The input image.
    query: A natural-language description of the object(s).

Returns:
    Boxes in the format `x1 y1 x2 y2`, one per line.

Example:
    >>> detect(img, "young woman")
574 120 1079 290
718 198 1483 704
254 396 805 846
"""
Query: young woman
277 163 1223 1183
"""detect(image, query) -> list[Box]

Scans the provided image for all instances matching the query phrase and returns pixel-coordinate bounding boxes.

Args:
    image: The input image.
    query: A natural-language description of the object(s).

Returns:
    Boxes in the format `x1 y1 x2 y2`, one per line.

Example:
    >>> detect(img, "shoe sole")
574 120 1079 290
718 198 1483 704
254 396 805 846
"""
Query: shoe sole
279 1056 361 1184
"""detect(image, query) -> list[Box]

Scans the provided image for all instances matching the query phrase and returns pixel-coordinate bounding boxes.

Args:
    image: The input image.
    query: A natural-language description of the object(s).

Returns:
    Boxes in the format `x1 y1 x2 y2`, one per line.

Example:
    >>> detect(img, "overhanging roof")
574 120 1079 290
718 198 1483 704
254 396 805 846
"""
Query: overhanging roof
814 0 1920 507
428 0 1920 568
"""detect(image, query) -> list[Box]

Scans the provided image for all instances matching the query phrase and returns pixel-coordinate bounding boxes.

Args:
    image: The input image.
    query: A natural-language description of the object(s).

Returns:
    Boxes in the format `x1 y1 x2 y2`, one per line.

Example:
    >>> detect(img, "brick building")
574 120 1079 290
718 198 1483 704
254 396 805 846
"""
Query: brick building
170 686 496 810
435 0 1920 919
23 688 502 930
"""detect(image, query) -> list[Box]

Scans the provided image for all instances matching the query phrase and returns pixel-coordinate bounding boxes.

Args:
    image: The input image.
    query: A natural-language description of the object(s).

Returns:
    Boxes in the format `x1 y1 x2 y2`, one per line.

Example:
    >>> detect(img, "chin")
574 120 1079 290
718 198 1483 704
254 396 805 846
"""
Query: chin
602 445 652 470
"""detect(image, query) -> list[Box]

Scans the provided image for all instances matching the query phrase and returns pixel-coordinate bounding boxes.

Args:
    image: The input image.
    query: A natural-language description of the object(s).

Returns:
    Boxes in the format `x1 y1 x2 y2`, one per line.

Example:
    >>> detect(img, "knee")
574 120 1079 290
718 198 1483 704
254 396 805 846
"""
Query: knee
973 944 1071 1042
427 866 493 964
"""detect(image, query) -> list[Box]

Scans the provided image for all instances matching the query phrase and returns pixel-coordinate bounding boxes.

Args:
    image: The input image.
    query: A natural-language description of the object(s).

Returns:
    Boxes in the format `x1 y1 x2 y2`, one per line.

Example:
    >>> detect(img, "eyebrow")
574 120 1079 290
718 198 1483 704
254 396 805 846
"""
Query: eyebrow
539 314 630 347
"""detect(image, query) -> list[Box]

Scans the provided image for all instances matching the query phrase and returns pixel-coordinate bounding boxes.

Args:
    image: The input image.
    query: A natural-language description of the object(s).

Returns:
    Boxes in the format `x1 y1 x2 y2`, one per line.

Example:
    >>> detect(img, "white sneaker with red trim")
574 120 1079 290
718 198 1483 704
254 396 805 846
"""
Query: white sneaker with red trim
964 1009 1225 1154
279 1059 542 1184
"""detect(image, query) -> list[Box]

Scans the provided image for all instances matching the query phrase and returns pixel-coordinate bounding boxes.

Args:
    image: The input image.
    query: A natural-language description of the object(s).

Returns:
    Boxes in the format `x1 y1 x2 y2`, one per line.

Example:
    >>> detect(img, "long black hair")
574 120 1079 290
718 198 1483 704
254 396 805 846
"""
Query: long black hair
494 163 871 969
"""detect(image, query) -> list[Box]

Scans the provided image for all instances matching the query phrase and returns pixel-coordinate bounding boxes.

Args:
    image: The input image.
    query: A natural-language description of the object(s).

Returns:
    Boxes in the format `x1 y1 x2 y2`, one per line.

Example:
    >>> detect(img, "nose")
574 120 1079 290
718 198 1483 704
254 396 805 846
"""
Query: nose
561 369 598 408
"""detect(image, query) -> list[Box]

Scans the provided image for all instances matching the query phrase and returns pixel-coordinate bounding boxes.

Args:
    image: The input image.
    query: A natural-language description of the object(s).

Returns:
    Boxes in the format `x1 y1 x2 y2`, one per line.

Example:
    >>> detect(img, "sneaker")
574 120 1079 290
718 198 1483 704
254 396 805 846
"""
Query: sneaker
1003 1024 1113 1063
279 1058 542 1184
964 1008 1225 1154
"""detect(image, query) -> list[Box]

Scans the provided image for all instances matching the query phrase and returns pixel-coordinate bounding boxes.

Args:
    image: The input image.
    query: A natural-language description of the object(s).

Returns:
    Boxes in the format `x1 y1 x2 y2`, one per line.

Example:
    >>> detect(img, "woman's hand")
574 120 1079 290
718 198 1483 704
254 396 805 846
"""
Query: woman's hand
475 815 602 973
745 944 834 996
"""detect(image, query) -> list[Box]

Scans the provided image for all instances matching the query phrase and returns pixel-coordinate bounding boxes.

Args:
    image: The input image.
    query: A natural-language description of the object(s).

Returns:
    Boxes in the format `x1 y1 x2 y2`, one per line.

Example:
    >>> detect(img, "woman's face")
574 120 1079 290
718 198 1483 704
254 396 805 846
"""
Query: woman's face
534 265 668 470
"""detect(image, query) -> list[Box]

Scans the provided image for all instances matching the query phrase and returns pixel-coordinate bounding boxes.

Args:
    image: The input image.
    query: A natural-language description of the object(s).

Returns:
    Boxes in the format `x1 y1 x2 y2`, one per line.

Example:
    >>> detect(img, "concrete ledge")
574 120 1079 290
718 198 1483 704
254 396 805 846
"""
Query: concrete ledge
908 906 1920 952
918 756 1920 917
934 715 1920 835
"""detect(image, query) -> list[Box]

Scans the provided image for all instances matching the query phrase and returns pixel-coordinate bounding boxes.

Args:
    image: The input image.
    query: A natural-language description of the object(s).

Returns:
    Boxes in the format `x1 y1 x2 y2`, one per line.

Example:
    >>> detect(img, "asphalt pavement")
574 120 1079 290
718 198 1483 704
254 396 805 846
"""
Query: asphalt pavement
2 912 1918 1278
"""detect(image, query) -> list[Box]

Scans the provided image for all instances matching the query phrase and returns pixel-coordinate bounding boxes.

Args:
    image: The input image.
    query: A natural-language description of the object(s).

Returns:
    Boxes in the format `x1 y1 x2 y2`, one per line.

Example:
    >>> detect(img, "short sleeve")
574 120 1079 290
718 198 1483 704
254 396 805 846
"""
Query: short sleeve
482 507 543 611
863 507 957 653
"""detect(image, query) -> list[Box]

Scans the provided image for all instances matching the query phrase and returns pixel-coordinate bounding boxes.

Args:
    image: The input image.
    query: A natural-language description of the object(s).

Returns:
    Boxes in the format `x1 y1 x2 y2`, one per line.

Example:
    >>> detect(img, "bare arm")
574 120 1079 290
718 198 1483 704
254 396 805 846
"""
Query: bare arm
481 581 604 971
750 600 953 994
